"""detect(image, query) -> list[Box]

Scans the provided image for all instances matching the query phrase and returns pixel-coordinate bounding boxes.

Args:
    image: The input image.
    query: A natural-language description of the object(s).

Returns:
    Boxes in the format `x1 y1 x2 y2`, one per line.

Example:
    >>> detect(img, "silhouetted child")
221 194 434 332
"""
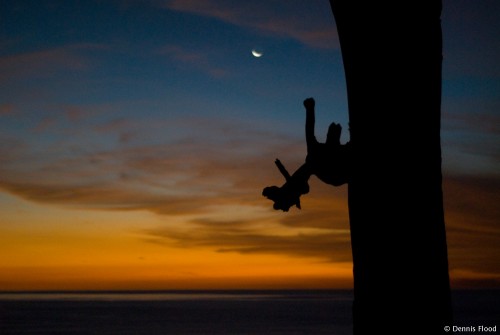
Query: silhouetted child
304 97 350 187
262 97 350 211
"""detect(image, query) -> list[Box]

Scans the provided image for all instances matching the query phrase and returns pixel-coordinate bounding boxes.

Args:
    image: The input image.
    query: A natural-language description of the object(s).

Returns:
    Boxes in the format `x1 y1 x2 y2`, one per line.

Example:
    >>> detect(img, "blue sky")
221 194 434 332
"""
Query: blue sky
0 0 498 289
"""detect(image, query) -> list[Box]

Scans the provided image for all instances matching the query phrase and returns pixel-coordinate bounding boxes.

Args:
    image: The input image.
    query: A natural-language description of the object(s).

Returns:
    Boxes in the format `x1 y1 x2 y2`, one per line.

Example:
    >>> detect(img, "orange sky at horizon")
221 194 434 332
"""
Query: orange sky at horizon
0 189 354 291
1 176 498 291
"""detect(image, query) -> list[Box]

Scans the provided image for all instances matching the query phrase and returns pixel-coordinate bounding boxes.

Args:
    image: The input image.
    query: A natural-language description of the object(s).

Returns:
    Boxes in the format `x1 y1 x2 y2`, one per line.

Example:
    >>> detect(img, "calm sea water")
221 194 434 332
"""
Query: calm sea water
0 290 497 335
0 290 353 335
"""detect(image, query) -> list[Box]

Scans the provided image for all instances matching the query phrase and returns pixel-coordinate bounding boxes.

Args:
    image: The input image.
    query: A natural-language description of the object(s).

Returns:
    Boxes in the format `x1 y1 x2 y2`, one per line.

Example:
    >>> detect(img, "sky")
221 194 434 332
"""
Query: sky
0 0 498 291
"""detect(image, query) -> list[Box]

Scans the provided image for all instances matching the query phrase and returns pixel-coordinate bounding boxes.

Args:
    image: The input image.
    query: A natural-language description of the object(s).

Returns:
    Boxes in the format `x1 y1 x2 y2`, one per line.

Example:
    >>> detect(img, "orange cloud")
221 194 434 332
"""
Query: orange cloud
443 174 500 288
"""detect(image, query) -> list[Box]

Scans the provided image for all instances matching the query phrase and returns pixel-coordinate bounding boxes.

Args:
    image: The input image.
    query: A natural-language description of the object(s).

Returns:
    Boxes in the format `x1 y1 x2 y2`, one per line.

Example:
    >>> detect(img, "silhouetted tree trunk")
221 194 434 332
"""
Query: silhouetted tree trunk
329 1 452 334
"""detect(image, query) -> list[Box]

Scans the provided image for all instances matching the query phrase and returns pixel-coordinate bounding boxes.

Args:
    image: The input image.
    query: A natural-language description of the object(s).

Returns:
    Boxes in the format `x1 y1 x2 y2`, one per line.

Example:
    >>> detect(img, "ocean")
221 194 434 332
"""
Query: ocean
0 290 497 334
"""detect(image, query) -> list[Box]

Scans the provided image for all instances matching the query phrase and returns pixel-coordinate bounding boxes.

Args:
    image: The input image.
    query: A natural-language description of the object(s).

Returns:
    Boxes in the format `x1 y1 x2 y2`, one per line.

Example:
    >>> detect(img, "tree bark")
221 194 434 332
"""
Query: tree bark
329 1 452 334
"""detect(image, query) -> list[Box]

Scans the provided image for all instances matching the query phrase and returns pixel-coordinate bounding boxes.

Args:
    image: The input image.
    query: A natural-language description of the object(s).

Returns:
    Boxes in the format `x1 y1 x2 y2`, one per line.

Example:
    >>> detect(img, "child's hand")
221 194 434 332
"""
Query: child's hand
303 97 315 110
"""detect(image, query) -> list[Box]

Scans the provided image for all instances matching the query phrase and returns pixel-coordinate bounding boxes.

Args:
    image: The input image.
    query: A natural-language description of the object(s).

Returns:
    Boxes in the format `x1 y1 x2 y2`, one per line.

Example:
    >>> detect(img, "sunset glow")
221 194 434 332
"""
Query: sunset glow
0 0 498 291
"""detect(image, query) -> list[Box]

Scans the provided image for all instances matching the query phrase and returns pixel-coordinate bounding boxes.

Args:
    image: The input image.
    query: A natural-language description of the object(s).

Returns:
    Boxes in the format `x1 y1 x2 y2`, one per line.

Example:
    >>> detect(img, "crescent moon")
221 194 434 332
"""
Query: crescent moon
251 49 263 58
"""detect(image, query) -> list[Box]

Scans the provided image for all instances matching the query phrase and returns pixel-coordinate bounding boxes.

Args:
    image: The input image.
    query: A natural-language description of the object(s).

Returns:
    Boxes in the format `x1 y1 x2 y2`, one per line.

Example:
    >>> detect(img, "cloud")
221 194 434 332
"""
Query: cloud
159 45 229 78
443 110 500 135
0 104 16 116
444 174 499 231
135 172 500 272
442 109 500 175
0 115 299 212
161 0 338 49
443 174 500 285
144 211 353 263
0 135 28 164
0 44 104 83
278 181 349 229
0 110 354 263
64 105 90 122
449 268 500 288
1 108 498 275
